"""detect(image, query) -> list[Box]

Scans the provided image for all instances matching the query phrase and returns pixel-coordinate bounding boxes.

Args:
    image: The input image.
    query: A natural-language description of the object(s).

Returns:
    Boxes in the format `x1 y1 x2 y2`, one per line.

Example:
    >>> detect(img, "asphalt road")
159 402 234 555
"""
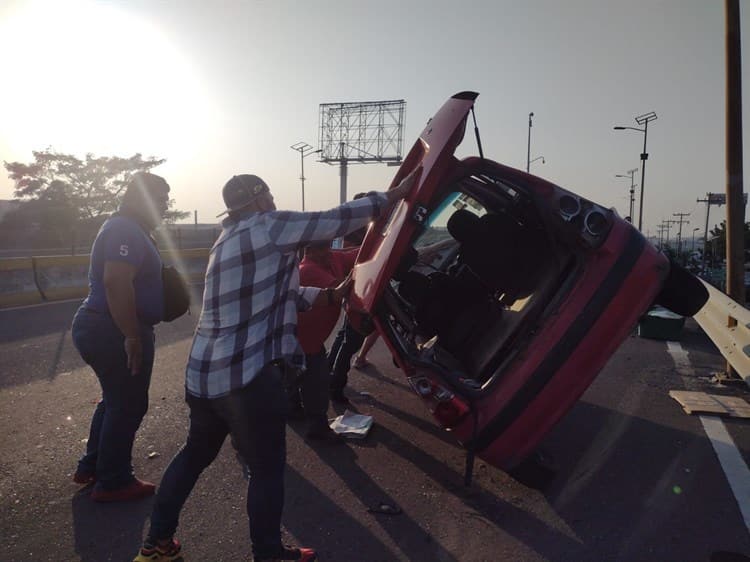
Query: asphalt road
1 298 749 562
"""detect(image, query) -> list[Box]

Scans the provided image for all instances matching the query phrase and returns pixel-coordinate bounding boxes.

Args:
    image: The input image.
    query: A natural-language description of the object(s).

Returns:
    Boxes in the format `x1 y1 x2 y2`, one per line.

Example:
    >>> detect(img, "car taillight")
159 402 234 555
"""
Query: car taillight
555 190 613 247
408 376 470 429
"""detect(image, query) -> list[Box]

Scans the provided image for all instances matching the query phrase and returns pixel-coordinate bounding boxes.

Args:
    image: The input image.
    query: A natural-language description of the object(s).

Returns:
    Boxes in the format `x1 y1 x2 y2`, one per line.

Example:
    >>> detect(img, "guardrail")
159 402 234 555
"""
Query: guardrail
694 279 750 385
0 249 210 309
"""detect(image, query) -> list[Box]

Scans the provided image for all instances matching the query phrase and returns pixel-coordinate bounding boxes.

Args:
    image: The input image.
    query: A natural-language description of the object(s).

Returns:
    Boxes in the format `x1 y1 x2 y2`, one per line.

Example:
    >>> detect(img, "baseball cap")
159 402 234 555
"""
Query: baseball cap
217 174 270 217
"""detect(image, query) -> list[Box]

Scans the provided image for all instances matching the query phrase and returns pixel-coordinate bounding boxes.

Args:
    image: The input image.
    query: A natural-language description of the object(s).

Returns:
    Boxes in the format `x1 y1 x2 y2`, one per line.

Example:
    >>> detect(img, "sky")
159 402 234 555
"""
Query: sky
0 0 748 240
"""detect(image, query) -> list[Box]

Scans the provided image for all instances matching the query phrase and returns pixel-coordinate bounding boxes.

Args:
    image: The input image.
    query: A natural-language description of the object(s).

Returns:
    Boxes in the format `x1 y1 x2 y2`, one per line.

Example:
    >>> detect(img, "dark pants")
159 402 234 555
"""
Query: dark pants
148 363 289 560
71 306 155 490
329 319 365 393
301 348 330 421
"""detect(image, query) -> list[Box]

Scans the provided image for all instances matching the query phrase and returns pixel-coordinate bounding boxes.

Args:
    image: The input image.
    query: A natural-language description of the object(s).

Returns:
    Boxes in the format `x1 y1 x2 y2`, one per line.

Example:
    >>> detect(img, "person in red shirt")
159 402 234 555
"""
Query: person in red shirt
295 242 358 442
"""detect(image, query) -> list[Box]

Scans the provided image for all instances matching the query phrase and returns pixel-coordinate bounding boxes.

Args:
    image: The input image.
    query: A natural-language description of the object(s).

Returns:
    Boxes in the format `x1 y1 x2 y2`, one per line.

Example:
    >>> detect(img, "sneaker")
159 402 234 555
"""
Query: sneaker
329 390 350 405
256 545 318 561
73 469 96 485
91 478 156 503
133 538 183 562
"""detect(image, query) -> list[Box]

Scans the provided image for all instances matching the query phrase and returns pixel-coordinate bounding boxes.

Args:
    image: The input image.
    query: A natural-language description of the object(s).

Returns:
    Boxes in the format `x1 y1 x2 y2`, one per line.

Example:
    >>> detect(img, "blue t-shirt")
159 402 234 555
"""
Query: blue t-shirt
83 214 164 325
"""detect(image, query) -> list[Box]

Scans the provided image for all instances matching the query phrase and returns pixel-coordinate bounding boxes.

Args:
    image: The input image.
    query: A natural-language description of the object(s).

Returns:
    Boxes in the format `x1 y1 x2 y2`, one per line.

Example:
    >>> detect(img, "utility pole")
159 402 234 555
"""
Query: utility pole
725 0 745 307
672 212 691 260
662 219 678 250
527 112 534 173
657 224 668 249
697 194 725 273
290 142 321 211
615 169 638 222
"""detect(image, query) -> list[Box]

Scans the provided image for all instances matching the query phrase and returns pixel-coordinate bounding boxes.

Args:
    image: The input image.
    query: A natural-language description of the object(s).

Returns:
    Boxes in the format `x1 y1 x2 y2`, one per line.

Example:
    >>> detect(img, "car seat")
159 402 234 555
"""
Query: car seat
446 209 547 302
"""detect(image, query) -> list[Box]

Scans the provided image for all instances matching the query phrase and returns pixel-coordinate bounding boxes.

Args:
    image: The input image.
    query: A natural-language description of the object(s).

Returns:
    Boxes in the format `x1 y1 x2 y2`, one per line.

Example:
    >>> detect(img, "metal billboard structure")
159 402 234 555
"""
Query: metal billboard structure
318 99 405 203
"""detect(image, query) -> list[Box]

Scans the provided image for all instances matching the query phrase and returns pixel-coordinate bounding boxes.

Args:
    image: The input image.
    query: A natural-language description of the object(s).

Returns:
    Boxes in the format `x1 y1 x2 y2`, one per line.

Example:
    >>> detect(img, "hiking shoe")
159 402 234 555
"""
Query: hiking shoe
133 538 183 562
73 469 96 485
256 545 318 561
91 478 156 503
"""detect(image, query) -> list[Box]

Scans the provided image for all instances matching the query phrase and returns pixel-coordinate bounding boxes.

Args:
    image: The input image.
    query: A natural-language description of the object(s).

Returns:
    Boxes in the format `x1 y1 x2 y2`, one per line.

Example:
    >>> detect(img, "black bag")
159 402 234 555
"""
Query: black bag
162 265 191 322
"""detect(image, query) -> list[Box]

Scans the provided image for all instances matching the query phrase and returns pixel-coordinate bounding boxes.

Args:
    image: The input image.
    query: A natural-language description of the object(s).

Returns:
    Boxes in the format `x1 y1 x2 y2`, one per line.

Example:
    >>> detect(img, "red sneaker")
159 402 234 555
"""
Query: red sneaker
73 470 96 485
133 537 183 562
91 478 156 503
256 546 318 561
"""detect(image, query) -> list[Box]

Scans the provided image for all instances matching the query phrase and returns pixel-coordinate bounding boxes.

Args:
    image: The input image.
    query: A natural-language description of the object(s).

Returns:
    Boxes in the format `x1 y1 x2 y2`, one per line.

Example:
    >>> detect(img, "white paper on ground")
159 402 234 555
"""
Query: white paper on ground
329 409 374 439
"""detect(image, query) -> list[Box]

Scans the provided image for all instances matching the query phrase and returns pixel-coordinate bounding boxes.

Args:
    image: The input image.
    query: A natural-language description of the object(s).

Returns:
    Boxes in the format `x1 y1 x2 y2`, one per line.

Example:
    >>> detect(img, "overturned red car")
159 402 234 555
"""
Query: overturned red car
347 92 706 477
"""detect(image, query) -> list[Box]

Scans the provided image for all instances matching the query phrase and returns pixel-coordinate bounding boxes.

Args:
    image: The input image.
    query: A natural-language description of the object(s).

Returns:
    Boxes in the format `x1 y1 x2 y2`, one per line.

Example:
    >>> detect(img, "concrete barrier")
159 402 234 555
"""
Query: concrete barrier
32 255 90 302
0 249 211 309
0 257 43 307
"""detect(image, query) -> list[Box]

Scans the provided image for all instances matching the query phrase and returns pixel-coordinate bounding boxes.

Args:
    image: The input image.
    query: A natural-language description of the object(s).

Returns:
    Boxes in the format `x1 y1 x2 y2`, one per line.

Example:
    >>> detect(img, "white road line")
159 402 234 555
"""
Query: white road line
700 416 750 531
666 340 750 534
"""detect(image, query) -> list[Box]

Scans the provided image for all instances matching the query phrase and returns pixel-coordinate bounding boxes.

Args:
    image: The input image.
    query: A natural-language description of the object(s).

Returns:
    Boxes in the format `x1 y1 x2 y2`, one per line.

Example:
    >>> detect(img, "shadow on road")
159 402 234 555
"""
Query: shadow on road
542 398 750 561
0 296 199 390
71 487 151 561
305 438 459 562
371 423 590 560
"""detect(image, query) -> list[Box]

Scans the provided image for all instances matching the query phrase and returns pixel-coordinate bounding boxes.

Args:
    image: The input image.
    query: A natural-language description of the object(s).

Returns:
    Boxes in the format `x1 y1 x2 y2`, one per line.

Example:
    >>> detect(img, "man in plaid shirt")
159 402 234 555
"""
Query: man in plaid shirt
134 168 418 562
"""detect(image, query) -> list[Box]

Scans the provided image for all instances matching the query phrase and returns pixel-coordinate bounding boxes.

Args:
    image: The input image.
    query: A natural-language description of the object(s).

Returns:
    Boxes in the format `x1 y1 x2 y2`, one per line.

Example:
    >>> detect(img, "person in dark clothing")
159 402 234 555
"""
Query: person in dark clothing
295 242 357 441
71 172 170 503
326 193 370 404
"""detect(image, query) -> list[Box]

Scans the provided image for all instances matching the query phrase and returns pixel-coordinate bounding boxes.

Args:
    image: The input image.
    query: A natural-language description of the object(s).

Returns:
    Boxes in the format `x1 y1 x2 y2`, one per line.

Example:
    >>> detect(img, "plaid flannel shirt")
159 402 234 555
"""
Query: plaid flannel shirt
185 192 387 398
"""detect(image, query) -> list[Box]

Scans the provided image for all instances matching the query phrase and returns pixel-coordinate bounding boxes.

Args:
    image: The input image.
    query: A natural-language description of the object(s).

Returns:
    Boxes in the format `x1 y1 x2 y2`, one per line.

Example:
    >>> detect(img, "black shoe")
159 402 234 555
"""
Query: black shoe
305 426 345 445
305 418 345 445
330 390 350 405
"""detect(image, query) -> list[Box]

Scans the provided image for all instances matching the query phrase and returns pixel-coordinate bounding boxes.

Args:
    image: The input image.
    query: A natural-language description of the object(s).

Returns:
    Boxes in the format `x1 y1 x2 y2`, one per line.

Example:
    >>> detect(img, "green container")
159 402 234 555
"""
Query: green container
637 307 686 341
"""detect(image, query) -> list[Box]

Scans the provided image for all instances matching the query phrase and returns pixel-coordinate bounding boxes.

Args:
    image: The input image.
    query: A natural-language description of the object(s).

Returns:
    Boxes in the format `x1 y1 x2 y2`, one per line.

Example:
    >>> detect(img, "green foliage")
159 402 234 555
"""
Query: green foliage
4 149 170 220
707 220 750 258
2 149 189 248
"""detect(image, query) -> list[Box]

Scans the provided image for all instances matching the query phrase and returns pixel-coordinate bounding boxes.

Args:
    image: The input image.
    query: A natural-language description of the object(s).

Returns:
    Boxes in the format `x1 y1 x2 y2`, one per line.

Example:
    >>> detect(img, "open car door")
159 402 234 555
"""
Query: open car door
347 91 479 327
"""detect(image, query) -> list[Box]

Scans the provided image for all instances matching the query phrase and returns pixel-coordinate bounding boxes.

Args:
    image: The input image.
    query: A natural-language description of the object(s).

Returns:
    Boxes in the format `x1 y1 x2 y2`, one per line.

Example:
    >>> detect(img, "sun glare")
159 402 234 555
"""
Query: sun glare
0 0 213 162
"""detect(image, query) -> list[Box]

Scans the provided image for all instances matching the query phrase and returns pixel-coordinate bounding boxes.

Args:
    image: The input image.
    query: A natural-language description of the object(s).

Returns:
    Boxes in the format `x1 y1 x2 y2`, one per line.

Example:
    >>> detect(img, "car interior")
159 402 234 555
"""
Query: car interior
377 172 579 392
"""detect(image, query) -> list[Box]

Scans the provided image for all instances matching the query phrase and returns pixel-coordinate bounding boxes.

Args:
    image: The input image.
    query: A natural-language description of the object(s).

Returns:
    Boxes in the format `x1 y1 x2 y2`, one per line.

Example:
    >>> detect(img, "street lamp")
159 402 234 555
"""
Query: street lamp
529 155 545 167
290 142 322 211
614 111 657 231
526 112 534 173
615 168 638 222
692 227 700 253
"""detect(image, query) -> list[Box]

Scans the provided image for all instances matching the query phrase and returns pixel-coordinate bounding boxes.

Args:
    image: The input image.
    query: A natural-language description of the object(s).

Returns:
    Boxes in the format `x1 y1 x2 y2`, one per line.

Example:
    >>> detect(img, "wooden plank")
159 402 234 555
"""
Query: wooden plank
669 390 750 418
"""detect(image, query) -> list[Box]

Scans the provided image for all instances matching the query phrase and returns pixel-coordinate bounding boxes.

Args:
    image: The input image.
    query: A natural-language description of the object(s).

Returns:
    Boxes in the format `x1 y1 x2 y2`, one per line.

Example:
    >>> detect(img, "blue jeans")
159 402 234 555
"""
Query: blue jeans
148 363 289 560
71 306 155 489
329 319 365 393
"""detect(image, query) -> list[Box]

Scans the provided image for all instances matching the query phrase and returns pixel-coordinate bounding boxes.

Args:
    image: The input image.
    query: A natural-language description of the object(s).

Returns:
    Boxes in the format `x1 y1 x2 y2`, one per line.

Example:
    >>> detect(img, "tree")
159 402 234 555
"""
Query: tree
707 220 750 265
2 150 189 248
5 149 187 221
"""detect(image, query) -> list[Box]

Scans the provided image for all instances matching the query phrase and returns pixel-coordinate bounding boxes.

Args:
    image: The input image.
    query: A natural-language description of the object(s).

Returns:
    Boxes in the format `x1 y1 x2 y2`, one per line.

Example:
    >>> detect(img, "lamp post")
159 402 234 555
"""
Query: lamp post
614 111 657 231
290 142 321 211
692 227 700 253
615 168 638 222
529 155 545 167
526 112 534 173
